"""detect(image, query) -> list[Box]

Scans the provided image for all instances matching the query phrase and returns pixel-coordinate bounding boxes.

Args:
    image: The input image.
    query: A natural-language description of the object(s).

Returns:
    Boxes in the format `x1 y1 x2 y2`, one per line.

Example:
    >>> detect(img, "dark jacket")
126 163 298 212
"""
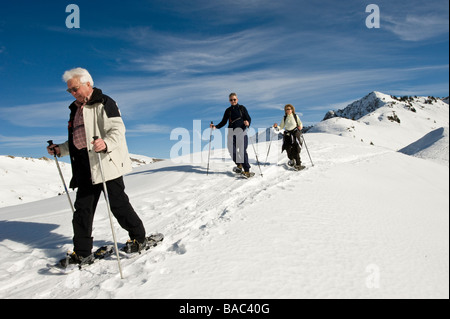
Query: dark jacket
215 104 251 130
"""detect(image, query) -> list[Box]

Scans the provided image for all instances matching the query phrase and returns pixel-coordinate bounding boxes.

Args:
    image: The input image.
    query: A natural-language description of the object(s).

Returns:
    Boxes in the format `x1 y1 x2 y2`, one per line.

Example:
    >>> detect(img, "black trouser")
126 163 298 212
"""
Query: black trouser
283 130 302 166
72 149 145 257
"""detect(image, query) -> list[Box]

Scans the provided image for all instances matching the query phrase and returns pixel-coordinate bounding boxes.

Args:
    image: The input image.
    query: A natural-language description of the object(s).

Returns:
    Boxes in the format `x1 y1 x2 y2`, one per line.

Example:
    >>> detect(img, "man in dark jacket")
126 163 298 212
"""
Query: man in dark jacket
210 93 252 177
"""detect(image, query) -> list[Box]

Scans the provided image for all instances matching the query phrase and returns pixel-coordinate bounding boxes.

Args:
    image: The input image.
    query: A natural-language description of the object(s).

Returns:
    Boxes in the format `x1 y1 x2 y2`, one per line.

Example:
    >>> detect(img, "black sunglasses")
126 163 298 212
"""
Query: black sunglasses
66 86 81 94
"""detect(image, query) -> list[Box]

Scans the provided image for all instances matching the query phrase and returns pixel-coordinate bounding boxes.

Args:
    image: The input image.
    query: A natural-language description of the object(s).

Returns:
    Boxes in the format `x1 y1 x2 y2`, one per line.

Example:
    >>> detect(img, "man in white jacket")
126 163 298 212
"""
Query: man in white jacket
47 68 146 266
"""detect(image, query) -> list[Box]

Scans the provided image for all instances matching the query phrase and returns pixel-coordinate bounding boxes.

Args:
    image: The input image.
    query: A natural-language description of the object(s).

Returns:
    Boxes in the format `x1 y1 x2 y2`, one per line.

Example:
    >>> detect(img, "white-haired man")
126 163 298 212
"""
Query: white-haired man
47 68 147 267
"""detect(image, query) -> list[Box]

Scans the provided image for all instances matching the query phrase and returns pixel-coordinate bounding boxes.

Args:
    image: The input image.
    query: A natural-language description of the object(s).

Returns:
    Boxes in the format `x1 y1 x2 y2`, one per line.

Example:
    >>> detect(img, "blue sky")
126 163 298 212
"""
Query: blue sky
0 0 448 160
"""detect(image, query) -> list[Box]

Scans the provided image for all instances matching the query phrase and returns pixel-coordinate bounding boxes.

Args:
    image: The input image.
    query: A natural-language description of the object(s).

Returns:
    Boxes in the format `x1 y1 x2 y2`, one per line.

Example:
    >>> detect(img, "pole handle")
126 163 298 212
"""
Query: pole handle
47 140 58 157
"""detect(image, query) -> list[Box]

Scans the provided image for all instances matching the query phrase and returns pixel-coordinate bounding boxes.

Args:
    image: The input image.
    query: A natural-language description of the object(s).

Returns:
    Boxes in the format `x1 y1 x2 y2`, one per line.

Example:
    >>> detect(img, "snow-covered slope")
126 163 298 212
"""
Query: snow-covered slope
0 154 158 209
0 133 448 299
0 156 72 208
312 92 449 152
399 127 449 165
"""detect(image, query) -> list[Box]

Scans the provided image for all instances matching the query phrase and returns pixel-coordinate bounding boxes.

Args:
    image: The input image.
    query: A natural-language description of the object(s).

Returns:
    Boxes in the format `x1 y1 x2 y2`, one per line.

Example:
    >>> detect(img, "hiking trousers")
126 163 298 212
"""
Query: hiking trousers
227 128 251 172
71 150 145 257
283 129 302 166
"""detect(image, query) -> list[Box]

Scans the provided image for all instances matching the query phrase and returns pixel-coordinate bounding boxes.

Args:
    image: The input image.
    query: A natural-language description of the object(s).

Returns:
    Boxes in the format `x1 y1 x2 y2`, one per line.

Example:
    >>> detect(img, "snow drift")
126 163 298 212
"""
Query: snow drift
399 127 449 165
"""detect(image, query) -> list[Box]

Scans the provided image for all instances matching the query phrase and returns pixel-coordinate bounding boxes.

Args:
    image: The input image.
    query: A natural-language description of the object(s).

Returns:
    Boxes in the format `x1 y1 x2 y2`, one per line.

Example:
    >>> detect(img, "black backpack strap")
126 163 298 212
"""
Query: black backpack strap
293 112 300 127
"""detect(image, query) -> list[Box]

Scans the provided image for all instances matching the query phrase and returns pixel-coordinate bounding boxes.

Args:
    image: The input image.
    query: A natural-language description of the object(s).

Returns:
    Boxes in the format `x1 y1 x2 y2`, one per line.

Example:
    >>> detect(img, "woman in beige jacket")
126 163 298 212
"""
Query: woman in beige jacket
274 104 305 170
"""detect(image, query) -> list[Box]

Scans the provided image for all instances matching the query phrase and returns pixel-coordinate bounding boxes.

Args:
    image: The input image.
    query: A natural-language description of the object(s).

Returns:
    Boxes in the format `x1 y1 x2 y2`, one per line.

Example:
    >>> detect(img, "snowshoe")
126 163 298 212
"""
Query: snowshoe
122 238 148 254
241 171 255 179
232 165 243 174
121 233 164 254
94 245 114 260
293 164 306 171
57 251 95 269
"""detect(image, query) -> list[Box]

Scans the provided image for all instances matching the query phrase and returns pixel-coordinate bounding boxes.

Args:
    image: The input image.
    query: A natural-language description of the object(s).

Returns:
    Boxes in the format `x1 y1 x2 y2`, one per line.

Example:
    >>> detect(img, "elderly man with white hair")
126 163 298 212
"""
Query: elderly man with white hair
47 68 147 267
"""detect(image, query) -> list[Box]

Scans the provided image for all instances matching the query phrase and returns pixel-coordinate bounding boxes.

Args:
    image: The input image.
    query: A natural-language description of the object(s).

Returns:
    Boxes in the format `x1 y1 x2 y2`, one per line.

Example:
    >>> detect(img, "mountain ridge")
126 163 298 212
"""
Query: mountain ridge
310 91 449 152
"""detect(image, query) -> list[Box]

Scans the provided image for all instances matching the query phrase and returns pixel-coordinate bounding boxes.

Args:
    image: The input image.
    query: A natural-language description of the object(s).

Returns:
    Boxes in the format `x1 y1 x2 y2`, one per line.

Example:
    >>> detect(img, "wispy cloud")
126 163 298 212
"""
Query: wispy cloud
0 101 70 128
384 13 449 41
381 0 449 41
0 134 66 148
120 27 287 75
127 124 171 135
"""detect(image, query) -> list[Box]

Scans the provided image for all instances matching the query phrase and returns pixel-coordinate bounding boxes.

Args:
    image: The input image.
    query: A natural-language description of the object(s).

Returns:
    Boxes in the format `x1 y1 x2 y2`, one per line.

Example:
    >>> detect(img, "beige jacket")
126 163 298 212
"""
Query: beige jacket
279 113 303 131
59 88 132 186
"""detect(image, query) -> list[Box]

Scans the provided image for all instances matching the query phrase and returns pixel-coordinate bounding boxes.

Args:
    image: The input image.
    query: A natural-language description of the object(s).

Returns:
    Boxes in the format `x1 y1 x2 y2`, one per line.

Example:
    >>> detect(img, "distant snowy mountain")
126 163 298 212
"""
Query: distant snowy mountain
311 91 449 158
323 91 394 121
322 91 447 122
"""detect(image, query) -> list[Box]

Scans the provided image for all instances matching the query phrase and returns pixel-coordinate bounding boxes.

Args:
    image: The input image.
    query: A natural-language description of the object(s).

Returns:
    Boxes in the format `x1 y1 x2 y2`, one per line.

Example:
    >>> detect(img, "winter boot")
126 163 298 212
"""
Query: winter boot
241 171 255 178
122 238 148 254
233 164 243 174
58 251 95 268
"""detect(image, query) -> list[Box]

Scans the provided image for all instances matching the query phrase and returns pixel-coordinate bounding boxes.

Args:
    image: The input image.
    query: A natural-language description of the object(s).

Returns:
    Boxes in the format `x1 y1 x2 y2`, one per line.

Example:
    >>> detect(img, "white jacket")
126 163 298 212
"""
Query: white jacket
279 113 303 131
59 88 132 186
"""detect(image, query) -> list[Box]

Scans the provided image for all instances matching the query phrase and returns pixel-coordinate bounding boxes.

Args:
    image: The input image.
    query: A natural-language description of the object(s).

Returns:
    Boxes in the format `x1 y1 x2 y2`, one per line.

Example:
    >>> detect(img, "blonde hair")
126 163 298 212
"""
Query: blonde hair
284 104 295 114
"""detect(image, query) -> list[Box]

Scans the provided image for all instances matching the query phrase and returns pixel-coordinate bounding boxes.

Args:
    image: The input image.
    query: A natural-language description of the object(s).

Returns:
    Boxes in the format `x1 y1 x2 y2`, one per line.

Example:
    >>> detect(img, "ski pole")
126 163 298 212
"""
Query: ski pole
47 140 75 214
207 121 213 176
247 127 263 177
264 128 274 166
93 136 124 279
301 134 314 167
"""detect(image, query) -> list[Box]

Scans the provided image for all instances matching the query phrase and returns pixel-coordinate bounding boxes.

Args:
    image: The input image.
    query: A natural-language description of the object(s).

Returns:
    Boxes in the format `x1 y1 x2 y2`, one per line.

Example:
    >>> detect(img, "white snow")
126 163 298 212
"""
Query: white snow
0 156 72 208
129 154 158 168
0 92 448 299
0 154 157 209
312 91 449 151
399 127 449 166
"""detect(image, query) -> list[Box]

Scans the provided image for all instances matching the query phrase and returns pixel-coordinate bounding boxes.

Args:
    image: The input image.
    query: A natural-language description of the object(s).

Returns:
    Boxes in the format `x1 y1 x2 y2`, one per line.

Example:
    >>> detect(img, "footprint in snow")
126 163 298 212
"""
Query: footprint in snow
168 240 187 255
